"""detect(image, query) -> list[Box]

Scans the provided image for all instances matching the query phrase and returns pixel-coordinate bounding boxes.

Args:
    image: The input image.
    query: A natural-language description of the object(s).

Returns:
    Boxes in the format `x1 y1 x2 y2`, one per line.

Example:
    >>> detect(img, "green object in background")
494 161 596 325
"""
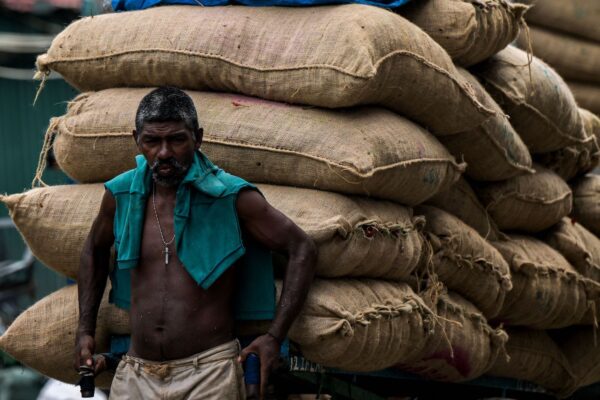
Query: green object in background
0 367 45 400
0 350 17 367
0 77 76 205
82 0 110 15
0 77 78 304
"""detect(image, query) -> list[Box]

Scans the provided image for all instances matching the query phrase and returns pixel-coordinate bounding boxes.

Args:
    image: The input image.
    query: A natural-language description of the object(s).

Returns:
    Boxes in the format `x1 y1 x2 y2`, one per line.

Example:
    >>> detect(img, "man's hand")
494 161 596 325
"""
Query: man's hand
75 334 108 376
236 189 316 398
238 334 281 399
92 355 108 376
74 333 104 375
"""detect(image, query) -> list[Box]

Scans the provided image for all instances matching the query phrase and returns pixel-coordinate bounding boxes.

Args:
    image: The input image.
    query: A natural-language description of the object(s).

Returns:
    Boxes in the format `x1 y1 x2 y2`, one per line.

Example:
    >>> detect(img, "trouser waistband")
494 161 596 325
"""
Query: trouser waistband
122 339 240 379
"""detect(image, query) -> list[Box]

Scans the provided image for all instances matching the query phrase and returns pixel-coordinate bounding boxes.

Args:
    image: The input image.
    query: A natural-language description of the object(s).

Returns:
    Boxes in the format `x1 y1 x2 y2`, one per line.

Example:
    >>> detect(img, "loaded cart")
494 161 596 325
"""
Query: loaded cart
272 352 600 400
99 334 600 399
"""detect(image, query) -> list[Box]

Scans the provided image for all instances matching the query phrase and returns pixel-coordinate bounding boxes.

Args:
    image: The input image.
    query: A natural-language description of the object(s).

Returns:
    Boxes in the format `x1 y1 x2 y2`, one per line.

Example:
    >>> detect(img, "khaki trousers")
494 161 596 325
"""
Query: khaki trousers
109 340 246 400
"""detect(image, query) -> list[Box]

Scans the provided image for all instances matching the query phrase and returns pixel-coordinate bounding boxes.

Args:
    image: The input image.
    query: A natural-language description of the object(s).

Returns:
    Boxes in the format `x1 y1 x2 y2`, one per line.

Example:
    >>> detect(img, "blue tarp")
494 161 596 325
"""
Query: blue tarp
112 0 411 10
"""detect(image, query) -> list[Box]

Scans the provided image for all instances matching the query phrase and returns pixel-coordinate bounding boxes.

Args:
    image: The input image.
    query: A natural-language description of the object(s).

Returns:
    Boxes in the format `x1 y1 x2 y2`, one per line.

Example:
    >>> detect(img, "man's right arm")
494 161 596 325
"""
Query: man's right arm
75 189 116 373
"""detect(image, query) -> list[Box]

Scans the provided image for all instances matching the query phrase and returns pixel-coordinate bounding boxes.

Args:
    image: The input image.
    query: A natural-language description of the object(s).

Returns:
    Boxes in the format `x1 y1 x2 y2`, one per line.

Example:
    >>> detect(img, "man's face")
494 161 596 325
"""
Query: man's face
134 121 201 187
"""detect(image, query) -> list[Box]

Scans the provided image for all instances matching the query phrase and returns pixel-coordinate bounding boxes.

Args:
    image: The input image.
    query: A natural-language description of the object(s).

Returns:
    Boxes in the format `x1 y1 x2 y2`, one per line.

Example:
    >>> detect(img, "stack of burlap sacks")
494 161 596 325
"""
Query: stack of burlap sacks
516 0 600 115
1 0 600 397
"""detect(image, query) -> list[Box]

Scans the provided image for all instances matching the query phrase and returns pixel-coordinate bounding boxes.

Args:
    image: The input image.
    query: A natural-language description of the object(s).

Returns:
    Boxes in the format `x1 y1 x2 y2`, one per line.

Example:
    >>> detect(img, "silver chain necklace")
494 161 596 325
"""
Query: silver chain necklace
152 184 176 265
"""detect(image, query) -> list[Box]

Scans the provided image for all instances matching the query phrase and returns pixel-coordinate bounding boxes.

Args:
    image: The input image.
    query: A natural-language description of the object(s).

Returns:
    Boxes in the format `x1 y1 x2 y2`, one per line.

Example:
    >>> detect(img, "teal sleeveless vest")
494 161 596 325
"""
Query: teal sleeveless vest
104 152 275 320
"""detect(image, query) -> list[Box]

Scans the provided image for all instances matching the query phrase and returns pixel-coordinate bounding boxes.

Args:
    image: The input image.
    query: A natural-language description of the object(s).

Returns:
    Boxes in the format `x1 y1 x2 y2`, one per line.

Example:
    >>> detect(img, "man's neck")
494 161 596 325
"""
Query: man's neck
153 182 178 199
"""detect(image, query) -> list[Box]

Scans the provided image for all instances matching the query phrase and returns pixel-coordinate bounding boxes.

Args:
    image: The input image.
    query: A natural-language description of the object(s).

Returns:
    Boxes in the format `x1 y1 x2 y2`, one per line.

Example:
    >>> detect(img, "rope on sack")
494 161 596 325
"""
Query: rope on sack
32 69 50 106
518 17 534 91
32 118 59 187
431 307 460 361
494 324 510 363
420 281 462 360
413 237 435 294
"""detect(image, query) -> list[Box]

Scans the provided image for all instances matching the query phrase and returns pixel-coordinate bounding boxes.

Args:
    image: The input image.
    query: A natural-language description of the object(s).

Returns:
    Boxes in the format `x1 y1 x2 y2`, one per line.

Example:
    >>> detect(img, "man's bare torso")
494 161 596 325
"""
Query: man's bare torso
128 193 237 361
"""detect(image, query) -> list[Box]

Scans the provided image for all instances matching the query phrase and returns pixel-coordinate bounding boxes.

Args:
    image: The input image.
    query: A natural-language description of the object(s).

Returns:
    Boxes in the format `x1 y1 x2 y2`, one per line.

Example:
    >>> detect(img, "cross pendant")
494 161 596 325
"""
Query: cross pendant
164 246 170 266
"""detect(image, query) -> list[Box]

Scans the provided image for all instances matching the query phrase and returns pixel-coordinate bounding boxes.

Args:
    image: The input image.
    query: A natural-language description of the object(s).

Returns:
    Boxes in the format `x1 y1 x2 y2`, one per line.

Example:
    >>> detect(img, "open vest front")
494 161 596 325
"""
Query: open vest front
105 152 275 320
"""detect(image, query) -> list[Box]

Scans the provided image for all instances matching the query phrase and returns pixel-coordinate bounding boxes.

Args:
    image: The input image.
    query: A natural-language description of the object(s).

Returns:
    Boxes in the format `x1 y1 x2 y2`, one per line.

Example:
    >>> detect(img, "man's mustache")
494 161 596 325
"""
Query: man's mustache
150 158 186 173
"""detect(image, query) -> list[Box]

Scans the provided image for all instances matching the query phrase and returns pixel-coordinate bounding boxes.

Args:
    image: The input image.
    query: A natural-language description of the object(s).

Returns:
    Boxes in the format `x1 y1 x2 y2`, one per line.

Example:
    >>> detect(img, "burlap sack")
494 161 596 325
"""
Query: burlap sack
288 279 435 371
1 183 426 281
438 69 533 181
475 165 573 233
0 285 129 389
35 5 496 137
415 206 512 319
260 184 426 280
517 26 600 85
536 109 600 182
537 142 600 183
488 328 575 394
572 175 600 237
399 0 527 67
555 327 600 396
520 0 600 42
492 235 600 329
51 89 464 205
426 178 501 240
0 184 103 279
545 218 600 283
568 82 600 115
399 290 508 382
473 46 589 154
581 109 600 143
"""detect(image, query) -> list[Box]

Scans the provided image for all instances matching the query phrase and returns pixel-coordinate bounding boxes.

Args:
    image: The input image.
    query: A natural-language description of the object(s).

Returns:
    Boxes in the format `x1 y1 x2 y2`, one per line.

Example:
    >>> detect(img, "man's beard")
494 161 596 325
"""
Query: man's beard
150 158 189 187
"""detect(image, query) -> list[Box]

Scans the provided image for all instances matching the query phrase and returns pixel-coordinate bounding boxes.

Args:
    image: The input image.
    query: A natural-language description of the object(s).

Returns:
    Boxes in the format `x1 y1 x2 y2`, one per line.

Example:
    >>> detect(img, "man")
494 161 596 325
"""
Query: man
75 87 317 399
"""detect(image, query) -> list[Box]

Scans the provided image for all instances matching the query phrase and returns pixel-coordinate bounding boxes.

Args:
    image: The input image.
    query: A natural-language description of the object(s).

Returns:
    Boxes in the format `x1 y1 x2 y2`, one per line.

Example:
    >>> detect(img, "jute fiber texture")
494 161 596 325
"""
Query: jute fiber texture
475 165 573 233
568 82 600 115
517 26 600 85
488 328 575 394
545 218 600 283
572 175 600 237
400 0 528 67
287 279 435 371
415 205 512 319
492 235 600 329
51 89 465 205
438 68 533 181
536 108 600 182
259 184 426 280
399 290 508 382
520 0 600 42
35 5 496 136
581 109 600 144
473 46 589 154
556 327 600 396
426 178 502 241
1 183 426 281
0 184 103 279
0 285 129 389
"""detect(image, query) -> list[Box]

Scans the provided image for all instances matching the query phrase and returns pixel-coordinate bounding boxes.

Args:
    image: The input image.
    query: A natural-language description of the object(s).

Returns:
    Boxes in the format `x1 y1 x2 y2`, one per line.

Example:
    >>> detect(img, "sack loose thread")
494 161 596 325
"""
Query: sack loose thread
32 118 59 188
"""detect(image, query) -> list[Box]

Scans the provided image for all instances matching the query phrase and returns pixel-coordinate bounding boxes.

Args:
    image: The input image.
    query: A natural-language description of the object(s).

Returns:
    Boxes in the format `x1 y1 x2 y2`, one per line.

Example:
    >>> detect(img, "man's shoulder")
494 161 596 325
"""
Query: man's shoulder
104 169 136 196
216 169 252 189
212 168 257 197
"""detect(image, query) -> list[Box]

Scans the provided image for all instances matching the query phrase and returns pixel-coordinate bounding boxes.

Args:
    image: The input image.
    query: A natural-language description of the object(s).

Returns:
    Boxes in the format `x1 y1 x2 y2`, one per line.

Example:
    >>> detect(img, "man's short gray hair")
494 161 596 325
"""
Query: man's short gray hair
135 87 201 139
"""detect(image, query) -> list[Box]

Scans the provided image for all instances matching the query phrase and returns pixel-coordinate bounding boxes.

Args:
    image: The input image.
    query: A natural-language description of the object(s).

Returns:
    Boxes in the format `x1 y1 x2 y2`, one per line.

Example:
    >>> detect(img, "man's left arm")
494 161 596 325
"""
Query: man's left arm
235 189 317 395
